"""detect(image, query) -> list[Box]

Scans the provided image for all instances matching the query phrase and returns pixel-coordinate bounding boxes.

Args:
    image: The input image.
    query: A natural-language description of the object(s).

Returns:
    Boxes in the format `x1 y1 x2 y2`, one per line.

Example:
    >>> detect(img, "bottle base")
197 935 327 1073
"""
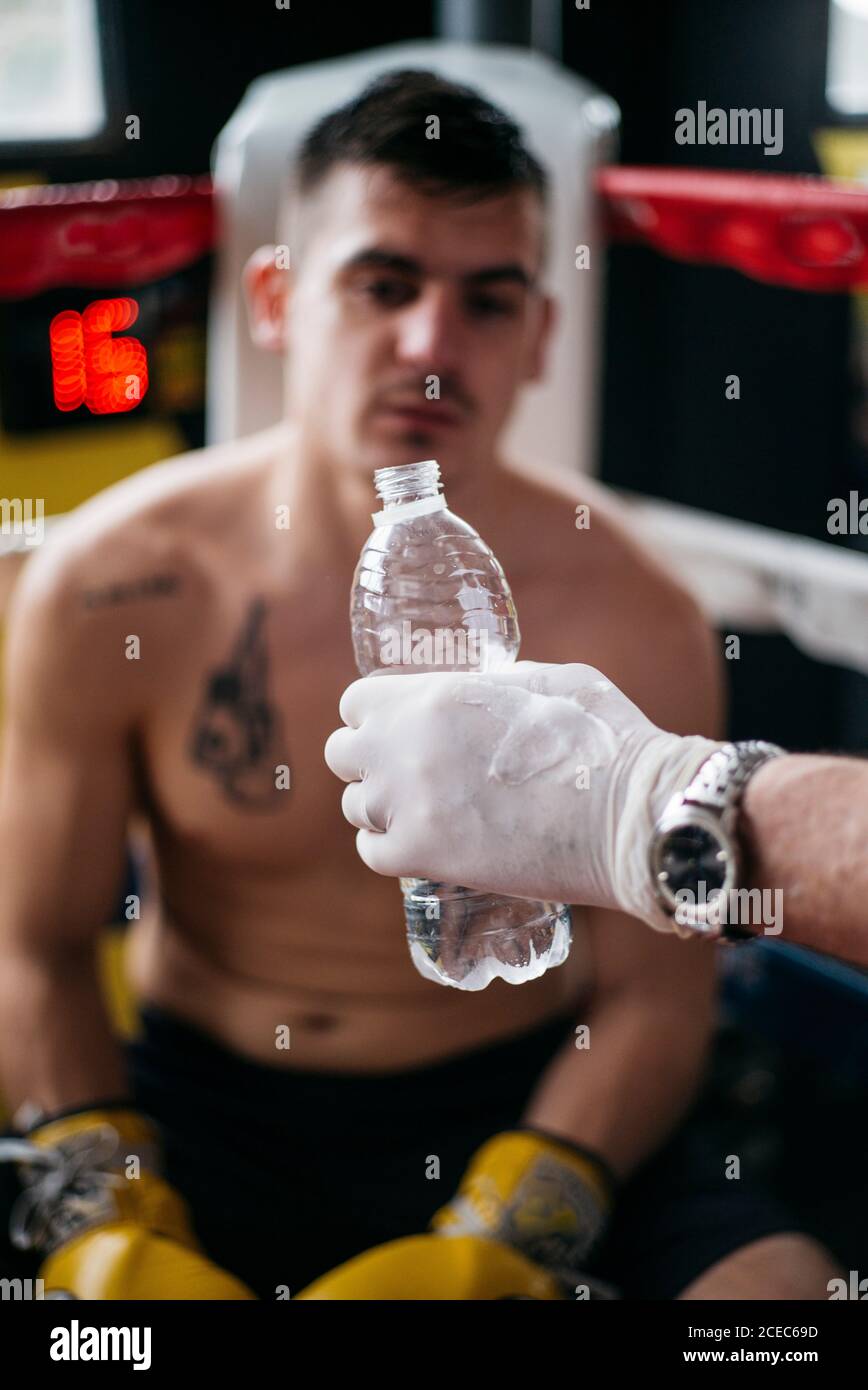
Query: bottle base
401 879 572 991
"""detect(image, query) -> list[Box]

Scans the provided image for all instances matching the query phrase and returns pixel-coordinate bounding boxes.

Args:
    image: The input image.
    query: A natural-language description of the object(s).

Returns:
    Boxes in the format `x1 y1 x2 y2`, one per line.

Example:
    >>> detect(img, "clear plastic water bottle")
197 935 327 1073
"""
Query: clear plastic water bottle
350 458 572 991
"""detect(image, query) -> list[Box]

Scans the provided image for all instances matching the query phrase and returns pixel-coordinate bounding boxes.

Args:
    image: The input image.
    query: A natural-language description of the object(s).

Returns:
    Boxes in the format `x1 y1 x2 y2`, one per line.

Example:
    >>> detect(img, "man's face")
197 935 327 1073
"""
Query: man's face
279 164 554 476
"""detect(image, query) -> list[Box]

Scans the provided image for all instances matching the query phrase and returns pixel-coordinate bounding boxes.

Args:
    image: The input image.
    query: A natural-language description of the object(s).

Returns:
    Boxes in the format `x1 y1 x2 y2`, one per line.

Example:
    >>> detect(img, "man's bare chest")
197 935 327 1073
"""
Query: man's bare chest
139 591 362 868
135 553 629 870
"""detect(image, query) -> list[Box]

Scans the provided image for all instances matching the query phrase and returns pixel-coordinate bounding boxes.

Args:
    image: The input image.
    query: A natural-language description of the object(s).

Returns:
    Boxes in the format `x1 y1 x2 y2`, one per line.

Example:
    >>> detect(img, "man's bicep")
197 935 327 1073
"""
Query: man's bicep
0 729 134 950
645 592 724 741
0 574 135 952
585 905 717 1015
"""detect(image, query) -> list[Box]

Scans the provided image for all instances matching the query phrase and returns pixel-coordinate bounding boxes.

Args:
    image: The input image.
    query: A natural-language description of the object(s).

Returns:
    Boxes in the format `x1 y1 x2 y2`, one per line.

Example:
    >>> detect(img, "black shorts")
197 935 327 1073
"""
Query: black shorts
0 1006 803 1299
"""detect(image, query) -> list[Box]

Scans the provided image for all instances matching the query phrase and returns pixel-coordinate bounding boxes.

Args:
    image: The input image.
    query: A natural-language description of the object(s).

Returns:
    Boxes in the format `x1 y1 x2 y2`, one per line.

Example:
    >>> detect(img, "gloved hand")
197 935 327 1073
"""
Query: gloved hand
298 1128 618 1300
325 661 719 932
0 1106 255 1299
296 1234 567 1300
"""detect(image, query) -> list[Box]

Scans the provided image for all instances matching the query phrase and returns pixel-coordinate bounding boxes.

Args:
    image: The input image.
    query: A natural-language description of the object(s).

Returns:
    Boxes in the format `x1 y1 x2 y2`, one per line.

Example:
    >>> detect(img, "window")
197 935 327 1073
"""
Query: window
827 0 868 115
0 0 105 144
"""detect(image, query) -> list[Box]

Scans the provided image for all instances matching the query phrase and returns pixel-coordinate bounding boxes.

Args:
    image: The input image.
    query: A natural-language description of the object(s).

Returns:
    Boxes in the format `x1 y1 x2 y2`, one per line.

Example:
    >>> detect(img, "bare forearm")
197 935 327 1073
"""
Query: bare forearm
521 992 712 1180
0 947 128 1119
742 754 868 967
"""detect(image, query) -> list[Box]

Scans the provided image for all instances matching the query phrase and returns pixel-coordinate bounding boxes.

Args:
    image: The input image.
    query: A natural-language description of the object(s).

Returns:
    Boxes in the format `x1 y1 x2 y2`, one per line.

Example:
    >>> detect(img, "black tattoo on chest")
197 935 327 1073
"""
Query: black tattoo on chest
189 598 287 809
81 574 182 608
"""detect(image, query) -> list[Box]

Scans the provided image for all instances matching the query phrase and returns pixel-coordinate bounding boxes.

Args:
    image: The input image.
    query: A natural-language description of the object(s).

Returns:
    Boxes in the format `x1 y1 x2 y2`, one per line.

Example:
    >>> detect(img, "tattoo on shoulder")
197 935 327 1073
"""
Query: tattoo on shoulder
81 574 182 609
189 598 287 810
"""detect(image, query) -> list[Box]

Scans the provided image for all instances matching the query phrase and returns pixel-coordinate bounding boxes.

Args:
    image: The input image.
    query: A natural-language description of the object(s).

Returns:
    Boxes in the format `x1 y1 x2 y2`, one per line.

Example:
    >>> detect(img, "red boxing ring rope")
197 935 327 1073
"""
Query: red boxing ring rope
596 166 868 292
0 175 214 299
1 168 868 297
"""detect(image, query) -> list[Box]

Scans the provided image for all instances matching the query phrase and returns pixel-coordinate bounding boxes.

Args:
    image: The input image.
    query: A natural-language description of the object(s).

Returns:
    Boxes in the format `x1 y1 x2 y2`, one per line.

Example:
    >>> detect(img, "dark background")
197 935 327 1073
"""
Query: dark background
0 0 864 755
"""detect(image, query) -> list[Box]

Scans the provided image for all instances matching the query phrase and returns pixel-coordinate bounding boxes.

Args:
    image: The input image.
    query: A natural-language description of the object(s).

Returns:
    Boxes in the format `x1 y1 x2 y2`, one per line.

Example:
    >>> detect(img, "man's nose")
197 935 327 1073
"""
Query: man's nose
393 285 464 371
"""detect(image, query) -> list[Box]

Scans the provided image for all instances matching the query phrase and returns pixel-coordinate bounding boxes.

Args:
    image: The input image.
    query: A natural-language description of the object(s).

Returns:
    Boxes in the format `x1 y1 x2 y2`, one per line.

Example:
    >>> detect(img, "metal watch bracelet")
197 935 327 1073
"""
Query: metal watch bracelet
651 740 786 940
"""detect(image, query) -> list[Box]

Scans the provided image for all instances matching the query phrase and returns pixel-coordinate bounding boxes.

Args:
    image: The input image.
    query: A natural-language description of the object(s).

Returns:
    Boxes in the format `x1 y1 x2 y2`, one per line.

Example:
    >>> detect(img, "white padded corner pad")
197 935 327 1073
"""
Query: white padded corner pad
621 493 868 678
371 495 447 527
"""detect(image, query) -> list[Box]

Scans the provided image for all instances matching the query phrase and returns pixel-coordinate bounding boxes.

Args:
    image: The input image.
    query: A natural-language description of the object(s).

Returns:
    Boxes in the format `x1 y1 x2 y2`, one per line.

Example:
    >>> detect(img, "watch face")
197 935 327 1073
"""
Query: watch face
659 825 727 899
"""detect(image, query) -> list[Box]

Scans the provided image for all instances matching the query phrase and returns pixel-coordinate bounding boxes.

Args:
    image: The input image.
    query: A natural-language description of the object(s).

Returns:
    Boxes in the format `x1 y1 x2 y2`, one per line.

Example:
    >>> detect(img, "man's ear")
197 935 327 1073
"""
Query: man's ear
525 294 558 384
243 245 292 352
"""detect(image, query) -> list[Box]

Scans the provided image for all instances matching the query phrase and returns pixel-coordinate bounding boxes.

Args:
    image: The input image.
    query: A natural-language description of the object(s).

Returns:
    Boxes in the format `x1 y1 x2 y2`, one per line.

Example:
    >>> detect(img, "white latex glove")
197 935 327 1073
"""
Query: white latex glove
324 661 721 932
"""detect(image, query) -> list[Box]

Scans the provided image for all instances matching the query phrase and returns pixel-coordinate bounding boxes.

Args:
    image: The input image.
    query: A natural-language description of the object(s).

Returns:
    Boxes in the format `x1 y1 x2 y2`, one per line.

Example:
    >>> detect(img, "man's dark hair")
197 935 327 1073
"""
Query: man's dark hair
295 68 548 207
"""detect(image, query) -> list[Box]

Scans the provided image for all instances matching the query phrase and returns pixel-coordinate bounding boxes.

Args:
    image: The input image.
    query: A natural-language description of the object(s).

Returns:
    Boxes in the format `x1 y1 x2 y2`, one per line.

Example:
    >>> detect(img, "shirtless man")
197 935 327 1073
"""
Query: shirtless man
0 70 839 1300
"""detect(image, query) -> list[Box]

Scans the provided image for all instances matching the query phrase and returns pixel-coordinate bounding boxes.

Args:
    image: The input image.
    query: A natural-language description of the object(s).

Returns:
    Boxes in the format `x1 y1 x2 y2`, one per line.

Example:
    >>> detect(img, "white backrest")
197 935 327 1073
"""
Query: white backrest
207 40 619 474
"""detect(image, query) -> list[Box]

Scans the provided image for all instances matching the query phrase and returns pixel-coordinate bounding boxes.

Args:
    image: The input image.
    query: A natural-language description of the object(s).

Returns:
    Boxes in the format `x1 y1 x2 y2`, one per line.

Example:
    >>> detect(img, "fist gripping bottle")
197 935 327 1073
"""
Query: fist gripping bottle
350 458 572 991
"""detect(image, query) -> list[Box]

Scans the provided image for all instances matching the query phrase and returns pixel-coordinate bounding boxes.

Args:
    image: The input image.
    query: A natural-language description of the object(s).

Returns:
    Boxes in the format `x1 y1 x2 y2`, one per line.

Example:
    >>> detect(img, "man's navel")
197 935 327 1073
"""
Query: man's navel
298 1012 339 1032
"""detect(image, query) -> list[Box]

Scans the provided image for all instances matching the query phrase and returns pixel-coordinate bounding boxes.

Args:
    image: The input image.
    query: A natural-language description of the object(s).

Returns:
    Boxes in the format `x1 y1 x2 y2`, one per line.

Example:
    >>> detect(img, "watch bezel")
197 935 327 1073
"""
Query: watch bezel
649 806 740 937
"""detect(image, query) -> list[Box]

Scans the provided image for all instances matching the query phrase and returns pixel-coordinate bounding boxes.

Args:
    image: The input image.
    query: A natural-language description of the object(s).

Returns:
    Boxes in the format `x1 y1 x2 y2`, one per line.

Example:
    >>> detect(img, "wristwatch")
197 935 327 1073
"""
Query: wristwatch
648 741 786 941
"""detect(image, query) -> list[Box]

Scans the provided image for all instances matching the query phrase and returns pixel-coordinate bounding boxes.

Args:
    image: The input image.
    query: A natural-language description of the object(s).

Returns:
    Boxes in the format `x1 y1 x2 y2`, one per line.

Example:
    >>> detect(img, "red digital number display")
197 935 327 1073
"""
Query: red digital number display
50 297 149 414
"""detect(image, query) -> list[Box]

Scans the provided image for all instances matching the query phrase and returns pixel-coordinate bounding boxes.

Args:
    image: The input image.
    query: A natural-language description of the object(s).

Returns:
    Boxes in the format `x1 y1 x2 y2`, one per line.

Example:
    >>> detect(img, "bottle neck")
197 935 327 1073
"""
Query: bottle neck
373 459 442 508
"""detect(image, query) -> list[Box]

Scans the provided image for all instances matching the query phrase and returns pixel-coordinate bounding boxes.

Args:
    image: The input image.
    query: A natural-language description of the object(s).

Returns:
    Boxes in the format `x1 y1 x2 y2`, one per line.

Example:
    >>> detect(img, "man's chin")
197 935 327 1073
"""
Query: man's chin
354 430 464 472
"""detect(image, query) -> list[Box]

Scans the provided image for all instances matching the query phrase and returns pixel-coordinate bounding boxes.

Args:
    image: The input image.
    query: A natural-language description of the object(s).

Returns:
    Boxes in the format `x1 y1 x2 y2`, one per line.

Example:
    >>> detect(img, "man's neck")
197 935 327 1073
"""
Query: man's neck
270 423 501 570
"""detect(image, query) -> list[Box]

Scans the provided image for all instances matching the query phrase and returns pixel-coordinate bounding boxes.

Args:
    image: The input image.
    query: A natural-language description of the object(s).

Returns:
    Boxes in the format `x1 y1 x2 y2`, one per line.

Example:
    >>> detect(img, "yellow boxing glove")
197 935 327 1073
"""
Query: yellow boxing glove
298 1233 565 1300
298 1127 617 1300
0 1106 255 1300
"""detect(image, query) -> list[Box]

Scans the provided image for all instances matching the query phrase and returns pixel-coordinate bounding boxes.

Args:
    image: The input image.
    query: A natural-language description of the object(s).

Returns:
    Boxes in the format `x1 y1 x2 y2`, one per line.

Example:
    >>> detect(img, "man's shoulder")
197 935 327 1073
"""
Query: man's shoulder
8 433 271 656
499 459 694 605
22 434 269 603
499 460 722 735
59 436 263 559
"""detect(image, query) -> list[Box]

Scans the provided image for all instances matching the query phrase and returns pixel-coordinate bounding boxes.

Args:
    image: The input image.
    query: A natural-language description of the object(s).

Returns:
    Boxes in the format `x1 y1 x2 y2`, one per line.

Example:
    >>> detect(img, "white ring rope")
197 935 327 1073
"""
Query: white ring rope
621 493 868 677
